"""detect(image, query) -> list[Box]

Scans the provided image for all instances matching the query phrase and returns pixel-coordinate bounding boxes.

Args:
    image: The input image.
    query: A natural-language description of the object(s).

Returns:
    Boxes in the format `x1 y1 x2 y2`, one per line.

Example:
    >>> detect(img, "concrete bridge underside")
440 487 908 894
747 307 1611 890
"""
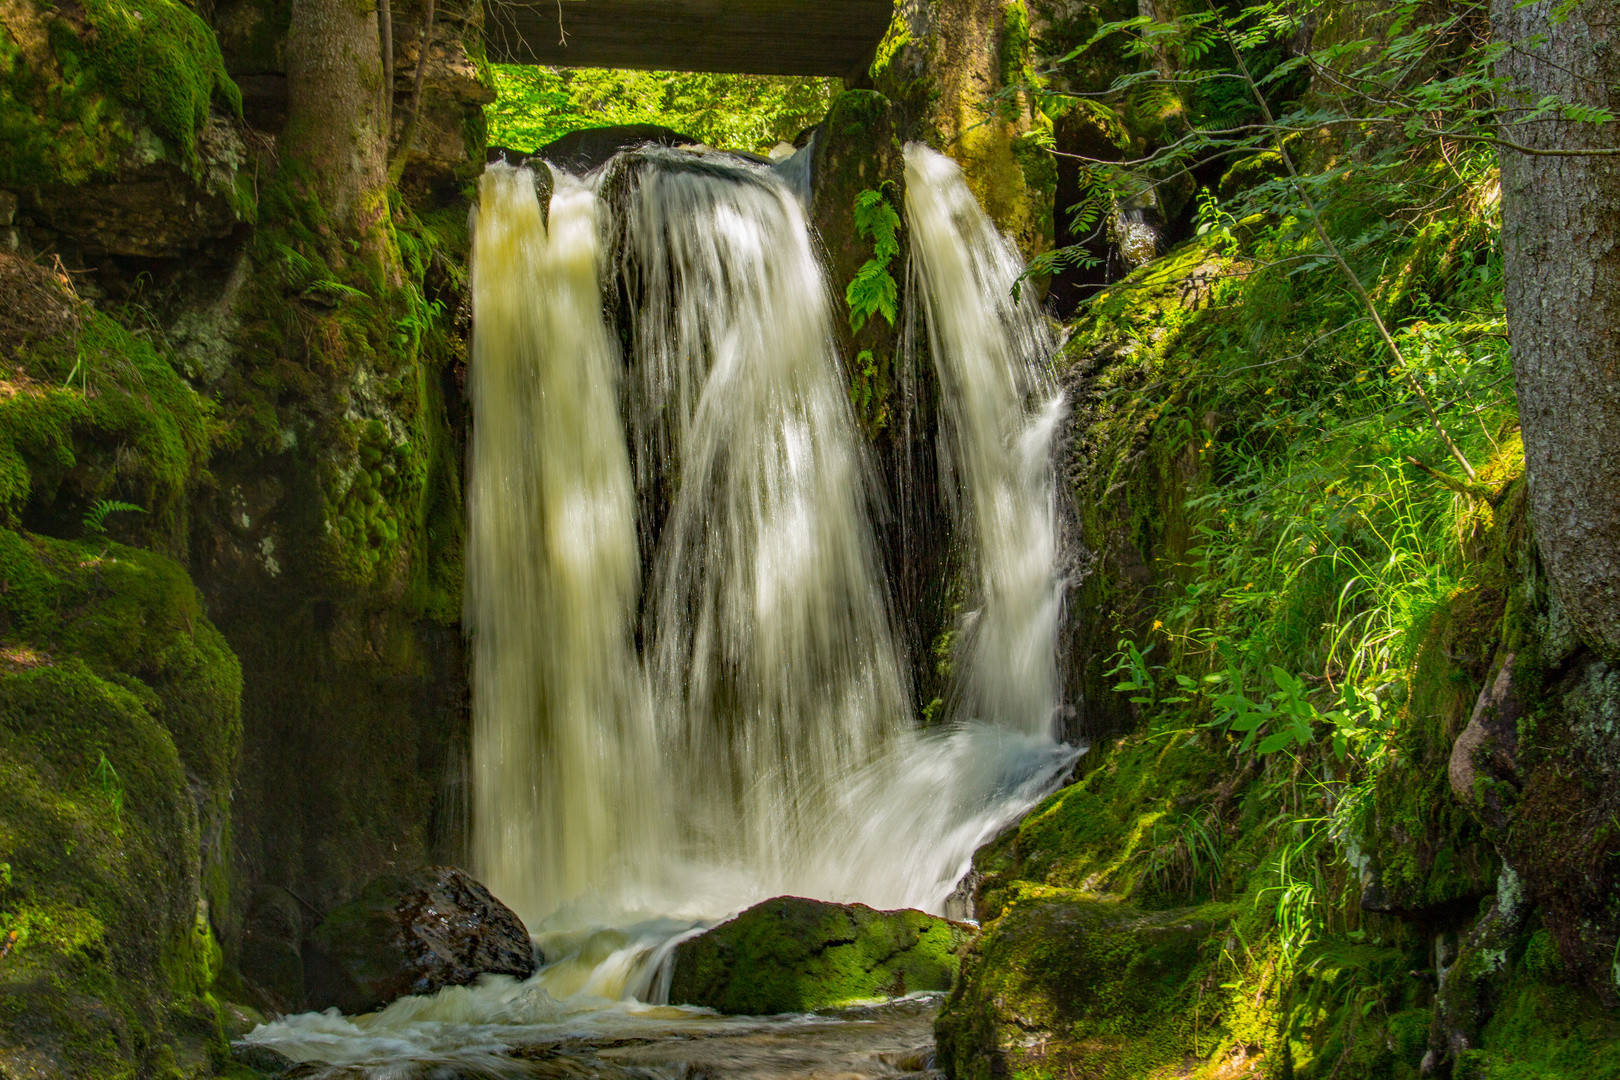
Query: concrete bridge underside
482 0 895 78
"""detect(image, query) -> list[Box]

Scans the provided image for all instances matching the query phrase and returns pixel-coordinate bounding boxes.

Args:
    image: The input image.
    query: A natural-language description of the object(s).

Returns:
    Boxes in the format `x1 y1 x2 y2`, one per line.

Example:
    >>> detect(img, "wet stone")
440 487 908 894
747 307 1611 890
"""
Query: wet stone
302 866 536 1014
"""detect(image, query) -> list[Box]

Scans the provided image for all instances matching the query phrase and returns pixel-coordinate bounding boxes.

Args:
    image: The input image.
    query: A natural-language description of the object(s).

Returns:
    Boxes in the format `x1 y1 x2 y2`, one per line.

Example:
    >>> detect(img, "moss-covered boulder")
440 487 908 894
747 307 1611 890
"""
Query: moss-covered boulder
0 250 213 548
935 896 1222 1080
0 0 253 256
0 528 242 1079
668 896 972 1015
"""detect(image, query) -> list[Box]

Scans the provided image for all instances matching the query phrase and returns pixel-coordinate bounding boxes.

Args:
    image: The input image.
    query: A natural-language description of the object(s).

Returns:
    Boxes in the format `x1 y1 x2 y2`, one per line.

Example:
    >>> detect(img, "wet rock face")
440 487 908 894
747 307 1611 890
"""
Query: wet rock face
526 124 697 173
240 885 306 1013
668 896 972 1015
1449 652 1526 830
303 867 536 1014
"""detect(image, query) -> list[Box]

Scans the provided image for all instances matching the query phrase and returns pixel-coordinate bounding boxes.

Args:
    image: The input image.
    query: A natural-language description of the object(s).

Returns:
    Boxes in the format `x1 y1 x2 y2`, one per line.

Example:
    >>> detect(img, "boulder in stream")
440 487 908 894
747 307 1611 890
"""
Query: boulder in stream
302 867 536 1014
668 896 972 1015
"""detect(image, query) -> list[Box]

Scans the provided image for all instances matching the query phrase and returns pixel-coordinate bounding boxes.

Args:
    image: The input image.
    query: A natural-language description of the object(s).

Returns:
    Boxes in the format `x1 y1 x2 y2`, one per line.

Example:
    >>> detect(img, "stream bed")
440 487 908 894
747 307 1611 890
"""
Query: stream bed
240 991 945 1080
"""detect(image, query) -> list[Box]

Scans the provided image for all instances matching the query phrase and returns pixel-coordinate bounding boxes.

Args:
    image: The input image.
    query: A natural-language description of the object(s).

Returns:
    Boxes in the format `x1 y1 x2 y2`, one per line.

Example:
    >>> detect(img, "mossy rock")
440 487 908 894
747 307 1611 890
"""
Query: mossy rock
0 0 240 189
935 895 1222 1080
0 252 213 546
0 527 241 1078
668 896 972 1015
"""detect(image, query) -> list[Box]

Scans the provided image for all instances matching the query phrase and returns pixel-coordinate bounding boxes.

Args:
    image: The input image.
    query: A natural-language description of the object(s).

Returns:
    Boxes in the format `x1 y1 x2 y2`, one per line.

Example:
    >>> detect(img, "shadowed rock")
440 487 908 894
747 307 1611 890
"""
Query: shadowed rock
303 866 535 1014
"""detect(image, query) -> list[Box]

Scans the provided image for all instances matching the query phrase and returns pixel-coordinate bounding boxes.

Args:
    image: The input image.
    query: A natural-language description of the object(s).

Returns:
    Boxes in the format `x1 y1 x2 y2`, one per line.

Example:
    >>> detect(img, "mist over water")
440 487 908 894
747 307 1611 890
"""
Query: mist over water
250 144 1076 1062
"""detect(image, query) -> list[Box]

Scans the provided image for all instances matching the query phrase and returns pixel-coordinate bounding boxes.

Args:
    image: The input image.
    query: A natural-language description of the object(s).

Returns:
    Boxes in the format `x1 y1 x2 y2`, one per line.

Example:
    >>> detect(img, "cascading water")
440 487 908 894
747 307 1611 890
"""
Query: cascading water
465 164 657 921
903 146 1067 738
243 143 1078 1069
620 152 912 902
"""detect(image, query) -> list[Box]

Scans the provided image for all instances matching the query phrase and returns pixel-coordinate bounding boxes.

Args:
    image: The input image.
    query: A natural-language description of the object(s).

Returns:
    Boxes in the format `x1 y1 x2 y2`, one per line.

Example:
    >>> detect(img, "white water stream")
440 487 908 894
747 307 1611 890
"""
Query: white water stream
245 144 1075 1073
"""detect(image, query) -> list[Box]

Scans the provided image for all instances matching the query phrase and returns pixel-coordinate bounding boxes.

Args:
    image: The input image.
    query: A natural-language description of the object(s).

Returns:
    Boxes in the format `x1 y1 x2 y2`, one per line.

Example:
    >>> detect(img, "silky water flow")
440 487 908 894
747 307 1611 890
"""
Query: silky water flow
244 146 1078 1073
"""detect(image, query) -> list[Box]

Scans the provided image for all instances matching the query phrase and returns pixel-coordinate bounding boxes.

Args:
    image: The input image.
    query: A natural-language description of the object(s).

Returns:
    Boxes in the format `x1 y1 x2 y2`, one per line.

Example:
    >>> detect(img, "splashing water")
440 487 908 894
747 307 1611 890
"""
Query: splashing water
248 146 1078 1066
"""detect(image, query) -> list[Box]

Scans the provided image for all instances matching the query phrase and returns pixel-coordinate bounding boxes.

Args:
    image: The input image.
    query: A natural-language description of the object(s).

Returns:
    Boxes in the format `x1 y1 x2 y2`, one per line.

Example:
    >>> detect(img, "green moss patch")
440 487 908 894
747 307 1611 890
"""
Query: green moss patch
0 528 240 1078
0 254 213 546
936 896 1225 1080
668 896 971 1015
0 0 239 187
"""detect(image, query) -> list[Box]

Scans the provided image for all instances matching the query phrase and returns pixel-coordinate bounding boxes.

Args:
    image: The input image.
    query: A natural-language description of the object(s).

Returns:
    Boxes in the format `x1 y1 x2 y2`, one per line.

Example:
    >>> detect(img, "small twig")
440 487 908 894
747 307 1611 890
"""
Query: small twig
556 0 568 45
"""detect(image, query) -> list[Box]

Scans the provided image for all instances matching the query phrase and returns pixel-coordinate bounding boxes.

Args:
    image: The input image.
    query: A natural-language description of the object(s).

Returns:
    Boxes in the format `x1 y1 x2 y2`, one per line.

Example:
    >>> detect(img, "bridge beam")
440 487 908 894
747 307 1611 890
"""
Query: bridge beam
482 0 894 78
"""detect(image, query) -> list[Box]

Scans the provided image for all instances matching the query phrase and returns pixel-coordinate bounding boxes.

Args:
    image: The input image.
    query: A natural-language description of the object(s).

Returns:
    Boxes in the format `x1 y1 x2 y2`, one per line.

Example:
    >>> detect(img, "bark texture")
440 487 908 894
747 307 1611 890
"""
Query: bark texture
1492 0 1620 658
285 0 389 231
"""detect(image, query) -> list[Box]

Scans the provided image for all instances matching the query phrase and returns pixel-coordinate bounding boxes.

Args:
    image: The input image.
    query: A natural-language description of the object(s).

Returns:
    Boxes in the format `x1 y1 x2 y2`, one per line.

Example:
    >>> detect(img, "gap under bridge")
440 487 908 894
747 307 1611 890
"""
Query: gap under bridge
482 0 896 79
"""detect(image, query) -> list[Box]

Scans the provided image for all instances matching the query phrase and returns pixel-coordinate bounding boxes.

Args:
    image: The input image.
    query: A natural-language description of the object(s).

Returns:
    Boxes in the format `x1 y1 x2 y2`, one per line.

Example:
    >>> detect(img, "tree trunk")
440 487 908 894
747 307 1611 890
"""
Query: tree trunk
284 0 390 243
1492 0 1620 658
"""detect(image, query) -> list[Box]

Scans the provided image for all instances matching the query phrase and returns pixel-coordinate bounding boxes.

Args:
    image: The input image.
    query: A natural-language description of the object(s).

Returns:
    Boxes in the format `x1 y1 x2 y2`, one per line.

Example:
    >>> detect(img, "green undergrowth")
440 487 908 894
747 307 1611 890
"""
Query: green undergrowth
943 135 1615 1074
0 265 214 552
0 0 240 187
228 174 465 612
0 528 241 1078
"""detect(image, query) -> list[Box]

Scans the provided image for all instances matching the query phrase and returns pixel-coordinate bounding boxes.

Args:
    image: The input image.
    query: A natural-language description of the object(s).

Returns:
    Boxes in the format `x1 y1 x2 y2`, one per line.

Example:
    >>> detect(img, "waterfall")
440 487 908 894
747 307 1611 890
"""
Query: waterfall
903 145 1067 739
466 163 656 921
453 144 1077 1006
247 144 1081 1061
616 150 912 896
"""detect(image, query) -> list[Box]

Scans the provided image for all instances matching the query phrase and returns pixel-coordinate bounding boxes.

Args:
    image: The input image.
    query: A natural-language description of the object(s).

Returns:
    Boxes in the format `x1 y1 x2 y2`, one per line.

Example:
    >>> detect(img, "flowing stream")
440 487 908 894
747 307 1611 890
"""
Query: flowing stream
244 144 1076 1077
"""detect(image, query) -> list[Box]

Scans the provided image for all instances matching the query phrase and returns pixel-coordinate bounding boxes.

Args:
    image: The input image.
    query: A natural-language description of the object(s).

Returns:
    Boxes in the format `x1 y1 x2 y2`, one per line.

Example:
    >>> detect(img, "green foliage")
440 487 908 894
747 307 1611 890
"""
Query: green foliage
845 187 900 334
81 499 143 538
485 65 837 154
